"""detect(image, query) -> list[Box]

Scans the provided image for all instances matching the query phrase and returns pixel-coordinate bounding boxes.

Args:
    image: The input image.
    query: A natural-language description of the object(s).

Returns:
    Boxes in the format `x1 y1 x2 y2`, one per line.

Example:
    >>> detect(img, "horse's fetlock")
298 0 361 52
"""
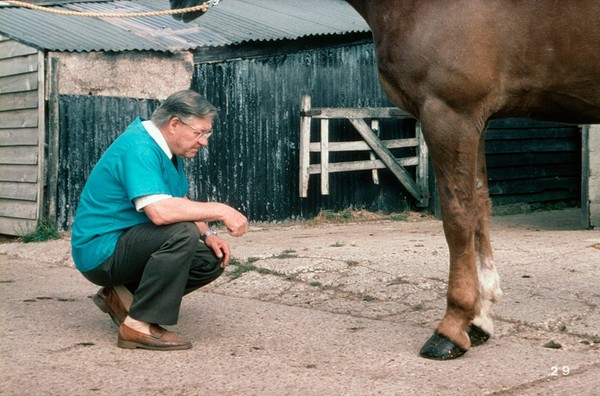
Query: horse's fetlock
447 289 479 318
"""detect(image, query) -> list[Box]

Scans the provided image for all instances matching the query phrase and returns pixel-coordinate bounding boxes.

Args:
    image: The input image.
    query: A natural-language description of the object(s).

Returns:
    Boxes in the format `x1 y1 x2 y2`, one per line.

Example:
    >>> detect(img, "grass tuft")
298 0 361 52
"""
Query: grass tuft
273 249 297 259
390 212 408 221
20 220 61 243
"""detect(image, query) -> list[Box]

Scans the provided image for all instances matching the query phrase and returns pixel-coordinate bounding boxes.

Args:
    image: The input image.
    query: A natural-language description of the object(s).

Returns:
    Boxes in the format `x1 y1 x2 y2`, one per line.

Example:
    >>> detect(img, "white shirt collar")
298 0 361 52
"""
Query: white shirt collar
142 120 173 159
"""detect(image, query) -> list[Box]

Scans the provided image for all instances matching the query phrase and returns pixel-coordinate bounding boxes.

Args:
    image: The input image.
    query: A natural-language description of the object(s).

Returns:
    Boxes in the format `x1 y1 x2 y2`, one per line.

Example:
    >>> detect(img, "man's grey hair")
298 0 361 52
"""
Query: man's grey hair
151 90 218 127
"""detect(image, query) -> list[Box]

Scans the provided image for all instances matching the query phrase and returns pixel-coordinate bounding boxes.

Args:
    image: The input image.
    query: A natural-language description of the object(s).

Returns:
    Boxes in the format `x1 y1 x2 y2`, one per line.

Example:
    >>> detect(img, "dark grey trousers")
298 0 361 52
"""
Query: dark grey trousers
81 222 223 325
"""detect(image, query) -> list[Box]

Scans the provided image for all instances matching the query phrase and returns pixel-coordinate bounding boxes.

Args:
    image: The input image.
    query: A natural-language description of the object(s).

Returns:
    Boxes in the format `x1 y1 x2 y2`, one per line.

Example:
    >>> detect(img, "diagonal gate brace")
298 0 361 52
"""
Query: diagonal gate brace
348 118 424 202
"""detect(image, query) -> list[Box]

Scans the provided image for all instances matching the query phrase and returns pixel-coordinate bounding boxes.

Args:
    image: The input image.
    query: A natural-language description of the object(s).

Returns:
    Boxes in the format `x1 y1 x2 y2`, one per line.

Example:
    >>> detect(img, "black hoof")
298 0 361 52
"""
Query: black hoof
467 324 490 347
419 332 467 360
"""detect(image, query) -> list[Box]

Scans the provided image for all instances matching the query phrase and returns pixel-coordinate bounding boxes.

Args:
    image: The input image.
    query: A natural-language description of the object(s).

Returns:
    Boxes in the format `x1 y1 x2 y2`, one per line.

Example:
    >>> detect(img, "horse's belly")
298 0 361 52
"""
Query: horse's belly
499 78 600 124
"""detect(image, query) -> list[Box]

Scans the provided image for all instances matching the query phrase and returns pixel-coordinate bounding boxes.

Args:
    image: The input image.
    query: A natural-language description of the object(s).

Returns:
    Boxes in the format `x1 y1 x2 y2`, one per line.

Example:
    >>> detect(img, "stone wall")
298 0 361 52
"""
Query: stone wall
55 51 194 99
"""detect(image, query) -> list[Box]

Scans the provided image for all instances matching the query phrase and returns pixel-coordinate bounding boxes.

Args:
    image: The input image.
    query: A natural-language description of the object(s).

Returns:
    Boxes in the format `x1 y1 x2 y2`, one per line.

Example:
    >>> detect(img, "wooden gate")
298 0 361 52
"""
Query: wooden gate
299 95 430 207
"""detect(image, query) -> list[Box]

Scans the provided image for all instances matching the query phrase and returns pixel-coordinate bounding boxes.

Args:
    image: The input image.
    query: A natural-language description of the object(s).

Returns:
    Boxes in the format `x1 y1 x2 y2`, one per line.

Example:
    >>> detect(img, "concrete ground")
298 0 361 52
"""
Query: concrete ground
1 208 599 395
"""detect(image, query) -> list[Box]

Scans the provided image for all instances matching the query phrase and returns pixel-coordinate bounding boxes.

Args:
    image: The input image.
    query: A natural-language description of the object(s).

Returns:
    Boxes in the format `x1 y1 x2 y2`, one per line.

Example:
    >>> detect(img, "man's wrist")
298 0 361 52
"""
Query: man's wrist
200 229 217 242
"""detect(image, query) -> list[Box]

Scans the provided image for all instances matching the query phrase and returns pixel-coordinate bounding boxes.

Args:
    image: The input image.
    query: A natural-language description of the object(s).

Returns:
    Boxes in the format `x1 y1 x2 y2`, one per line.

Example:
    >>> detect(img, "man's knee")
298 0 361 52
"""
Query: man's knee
185 260 224 294
166 222 201 254
172 222 200 241
192 254 224 275
208 265 225 281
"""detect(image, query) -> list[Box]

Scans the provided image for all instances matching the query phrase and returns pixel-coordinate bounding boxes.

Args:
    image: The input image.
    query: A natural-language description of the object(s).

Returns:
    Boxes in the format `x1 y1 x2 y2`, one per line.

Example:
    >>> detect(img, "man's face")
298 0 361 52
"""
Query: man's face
170 116 214 158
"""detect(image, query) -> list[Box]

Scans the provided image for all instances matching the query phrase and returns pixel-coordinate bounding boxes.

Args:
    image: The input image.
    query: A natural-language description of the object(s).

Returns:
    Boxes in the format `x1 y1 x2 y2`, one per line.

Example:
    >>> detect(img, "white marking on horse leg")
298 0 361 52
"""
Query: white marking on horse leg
472 256 502 335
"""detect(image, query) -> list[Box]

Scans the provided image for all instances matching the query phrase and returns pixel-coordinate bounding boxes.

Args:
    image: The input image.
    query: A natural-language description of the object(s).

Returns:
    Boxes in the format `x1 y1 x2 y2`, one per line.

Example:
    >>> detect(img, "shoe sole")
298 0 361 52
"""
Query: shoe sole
92 293 123 327
117 339 192 350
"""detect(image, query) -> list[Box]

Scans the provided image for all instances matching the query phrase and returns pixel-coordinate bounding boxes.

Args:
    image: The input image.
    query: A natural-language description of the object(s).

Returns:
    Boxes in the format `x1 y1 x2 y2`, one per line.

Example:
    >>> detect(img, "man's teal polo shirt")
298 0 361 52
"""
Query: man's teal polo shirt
71 117 188 272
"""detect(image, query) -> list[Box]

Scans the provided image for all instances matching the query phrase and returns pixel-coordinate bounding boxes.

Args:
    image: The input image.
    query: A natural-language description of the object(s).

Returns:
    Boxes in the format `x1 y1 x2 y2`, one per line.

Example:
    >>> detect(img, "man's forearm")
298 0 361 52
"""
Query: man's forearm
143 197 229 226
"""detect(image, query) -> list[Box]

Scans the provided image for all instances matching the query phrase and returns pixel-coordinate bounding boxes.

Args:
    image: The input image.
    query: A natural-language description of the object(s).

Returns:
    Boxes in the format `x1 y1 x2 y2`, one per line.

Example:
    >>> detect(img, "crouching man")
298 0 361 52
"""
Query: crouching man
71 90 247 350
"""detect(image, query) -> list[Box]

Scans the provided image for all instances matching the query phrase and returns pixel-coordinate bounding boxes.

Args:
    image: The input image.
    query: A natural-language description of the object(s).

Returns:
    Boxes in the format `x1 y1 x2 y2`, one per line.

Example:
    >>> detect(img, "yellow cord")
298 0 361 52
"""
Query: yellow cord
2 0 210 18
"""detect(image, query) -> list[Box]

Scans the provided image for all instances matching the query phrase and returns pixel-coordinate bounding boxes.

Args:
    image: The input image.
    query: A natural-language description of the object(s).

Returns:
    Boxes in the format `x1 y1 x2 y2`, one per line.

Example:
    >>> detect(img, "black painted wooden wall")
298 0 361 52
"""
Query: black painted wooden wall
486 119 581 207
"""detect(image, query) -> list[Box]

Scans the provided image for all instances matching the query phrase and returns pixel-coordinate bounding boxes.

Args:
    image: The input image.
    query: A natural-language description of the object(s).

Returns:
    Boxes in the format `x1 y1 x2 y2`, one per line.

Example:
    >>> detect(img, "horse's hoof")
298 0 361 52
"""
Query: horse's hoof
419 332 467 360
467 324 490 347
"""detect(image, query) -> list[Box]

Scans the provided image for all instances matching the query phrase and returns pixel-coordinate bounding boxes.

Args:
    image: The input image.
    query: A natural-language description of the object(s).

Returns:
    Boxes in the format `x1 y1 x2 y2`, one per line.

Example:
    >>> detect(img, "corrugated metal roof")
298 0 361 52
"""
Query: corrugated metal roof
0 0 370 52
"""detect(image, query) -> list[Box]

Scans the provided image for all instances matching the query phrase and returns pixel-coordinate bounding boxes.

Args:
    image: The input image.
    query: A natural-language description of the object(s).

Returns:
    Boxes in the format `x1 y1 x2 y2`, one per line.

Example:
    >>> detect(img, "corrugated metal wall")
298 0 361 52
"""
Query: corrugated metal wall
191 43 413 222
57 96 160 230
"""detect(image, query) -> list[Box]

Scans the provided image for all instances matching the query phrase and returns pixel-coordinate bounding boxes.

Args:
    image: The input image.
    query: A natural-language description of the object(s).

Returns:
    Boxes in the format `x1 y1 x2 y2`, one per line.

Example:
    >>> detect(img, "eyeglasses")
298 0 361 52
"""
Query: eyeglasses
178 117 213 140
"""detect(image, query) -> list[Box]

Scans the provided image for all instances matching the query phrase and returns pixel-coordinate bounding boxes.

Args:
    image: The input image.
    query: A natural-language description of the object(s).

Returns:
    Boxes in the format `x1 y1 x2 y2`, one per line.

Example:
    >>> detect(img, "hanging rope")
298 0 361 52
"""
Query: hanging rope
2 0 213 18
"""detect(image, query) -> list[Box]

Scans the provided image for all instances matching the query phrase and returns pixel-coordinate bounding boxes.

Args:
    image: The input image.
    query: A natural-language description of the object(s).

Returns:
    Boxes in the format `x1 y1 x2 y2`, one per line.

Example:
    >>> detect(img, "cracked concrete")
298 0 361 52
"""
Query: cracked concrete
0 208 599 395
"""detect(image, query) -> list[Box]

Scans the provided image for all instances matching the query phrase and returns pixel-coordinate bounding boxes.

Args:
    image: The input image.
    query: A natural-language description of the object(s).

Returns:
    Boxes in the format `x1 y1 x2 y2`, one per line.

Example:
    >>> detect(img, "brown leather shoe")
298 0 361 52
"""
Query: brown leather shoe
92 287 128 326
117 323 192 350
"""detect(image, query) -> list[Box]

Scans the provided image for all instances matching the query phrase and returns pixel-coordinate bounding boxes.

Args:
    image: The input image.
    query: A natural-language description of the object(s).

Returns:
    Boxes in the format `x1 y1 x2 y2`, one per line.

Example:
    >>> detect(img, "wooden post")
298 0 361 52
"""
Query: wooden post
35 51 46 228
299 95 311 197
46 55 60 225
582 124 600 229
416 121 429 207
370 119 380 185
320 119 329 195
589 124 600 228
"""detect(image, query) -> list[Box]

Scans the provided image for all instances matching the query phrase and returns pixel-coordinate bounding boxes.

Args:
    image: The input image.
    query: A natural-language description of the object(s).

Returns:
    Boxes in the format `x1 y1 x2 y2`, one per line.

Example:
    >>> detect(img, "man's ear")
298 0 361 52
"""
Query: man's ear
168 117 179 135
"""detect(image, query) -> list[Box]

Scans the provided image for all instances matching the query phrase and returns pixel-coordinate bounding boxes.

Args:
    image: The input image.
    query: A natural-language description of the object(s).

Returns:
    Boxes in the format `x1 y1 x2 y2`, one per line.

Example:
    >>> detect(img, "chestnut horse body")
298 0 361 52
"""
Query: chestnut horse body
170 0 600 359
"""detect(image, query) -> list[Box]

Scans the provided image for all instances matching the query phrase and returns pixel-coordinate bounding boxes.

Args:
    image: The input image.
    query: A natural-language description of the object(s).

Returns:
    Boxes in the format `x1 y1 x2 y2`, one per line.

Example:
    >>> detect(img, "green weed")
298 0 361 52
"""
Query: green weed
228 261 256 279
20 220 61 243
390 212 408 221
273 249 297 258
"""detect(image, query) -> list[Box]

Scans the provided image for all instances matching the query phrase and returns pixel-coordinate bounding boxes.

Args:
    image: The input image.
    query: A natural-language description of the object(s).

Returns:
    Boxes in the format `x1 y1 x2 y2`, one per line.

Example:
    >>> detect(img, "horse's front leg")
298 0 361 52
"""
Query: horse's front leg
417 106 486 360
470 133 503 344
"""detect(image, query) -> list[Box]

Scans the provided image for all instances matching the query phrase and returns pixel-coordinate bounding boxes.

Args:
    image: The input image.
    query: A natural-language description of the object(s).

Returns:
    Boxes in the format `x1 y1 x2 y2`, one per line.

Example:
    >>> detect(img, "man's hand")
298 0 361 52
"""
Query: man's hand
204 234 231 268
222 207 248 237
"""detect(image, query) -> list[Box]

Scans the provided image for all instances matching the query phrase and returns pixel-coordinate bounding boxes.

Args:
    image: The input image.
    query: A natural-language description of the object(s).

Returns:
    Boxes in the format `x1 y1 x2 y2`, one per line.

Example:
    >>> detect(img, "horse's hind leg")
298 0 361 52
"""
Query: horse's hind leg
417 104 485 360
470 133 502 344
